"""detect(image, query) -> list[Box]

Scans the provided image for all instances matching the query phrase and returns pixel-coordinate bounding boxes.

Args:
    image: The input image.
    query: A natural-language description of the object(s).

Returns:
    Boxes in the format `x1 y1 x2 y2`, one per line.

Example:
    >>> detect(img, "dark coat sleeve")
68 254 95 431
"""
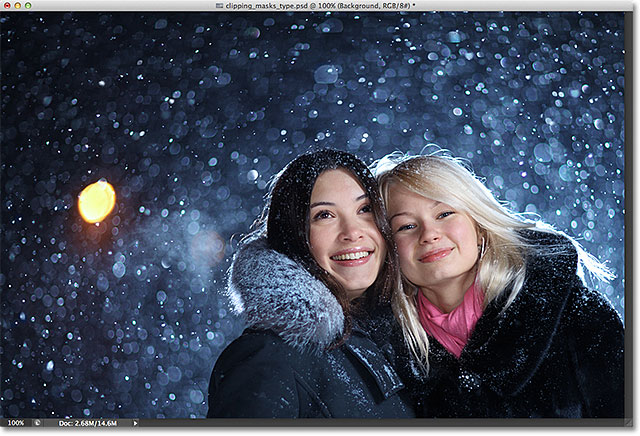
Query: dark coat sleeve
565 285 625 418
207 332 300 418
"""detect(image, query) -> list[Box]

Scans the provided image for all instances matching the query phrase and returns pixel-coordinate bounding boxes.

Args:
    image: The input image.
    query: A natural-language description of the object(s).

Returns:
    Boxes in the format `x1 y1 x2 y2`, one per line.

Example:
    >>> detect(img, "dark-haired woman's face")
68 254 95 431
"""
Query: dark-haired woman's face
308 169 386 301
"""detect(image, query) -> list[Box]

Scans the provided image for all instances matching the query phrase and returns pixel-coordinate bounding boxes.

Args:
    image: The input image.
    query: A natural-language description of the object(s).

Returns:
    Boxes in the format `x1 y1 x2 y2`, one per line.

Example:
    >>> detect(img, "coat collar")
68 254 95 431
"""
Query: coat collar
345 332 406 399
433 230 581 396
226 237 345 352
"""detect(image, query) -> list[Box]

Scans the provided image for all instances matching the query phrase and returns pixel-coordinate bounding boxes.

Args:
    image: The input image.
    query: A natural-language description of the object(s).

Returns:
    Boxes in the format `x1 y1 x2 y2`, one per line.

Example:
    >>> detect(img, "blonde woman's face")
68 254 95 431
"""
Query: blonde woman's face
387 183 480 294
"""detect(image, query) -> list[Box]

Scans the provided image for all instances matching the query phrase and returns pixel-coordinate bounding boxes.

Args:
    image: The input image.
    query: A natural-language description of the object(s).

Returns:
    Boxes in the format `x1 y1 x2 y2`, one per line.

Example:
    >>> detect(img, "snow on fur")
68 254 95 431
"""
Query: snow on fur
226 237 344 351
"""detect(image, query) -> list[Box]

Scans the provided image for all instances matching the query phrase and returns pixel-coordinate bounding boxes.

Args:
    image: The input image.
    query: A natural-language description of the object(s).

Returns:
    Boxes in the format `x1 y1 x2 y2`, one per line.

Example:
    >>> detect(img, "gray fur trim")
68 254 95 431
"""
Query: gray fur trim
226 237 345 350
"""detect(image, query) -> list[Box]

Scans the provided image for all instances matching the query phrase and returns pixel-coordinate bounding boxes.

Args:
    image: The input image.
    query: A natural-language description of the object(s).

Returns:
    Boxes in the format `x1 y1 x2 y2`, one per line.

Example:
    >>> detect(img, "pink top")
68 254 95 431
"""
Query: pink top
416 279 485 358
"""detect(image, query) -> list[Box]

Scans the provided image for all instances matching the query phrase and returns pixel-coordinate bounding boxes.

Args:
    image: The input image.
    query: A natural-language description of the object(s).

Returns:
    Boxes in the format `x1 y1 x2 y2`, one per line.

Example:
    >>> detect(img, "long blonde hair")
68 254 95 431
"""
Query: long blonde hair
372 150 612 370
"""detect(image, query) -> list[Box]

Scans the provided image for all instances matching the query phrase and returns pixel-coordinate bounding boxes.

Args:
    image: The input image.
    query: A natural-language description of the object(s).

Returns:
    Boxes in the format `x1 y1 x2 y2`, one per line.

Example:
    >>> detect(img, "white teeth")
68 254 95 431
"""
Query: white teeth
331 251 370 261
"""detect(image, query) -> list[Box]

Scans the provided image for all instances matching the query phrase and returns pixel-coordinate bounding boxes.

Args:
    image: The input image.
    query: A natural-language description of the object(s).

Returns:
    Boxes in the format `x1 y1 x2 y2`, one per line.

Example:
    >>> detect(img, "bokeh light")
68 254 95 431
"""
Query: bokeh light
78 180 116 223
189 230 226 268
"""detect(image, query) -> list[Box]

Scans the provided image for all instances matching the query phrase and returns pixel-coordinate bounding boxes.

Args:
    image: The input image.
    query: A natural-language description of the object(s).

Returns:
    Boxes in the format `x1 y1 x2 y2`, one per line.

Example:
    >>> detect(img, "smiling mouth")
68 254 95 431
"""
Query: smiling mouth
330 251 371 261
419 248 453 263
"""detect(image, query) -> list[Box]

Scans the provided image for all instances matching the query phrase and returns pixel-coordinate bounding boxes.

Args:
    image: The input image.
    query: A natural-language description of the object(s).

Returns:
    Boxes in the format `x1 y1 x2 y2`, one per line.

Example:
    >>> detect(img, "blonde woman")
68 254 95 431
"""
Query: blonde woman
372 151 624 418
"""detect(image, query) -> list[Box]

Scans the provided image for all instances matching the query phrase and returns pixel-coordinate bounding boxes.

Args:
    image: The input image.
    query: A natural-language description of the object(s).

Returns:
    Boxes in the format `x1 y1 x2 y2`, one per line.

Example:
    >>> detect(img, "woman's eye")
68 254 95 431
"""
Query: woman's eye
438 211 454 219
359 204 372 214
313 210 332 220
396 224 415 232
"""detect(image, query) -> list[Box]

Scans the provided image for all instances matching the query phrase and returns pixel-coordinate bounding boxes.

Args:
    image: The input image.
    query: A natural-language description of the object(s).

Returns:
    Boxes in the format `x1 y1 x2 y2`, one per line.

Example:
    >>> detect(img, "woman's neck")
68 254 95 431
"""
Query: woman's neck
419 273 476 313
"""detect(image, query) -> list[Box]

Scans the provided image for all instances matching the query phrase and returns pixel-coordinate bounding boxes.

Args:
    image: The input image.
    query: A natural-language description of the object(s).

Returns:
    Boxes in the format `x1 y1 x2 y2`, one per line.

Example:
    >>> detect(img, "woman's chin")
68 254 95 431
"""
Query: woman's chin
344 287 368 301
337 276 377 300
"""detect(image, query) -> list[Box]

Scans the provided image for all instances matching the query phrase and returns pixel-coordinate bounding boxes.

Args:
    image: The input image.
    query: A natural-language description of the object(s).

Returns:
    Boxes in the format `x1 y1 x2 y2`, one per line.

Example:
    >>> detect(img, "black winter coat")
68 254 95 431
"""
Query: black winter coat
392 230 625 419
207 238 415 419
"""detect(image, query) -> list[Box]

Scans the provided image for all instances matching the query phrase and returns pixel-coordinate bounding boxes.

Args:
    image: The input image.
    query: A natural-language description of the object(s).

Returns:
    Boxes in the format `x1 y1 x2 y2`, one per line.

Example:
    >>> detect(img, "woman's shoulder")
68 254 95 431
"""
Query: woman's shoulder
483 230 581 332
517 228 579 279
565 286 623 329
208 329 305 418
519 228 576 254
214 329 310 372
226 237 345 352
224 328 290 351
505 230 621 332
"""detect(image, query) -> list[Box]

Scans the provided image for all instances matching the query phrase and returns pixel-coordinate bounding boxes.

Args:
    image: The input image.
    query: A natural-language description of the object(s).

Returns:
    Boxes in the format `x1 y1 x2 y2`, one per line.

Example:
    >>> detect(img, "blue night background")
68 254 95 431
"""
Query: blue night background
0 12 625 418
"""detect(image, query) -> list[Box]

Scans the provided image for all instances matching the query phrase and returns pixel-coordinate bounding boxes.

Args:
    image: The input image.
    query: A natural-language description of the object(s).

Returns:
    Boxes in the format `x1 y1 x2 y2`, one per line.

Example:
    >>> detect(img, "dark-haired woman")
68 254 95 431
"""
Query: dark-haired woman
206 149 415 418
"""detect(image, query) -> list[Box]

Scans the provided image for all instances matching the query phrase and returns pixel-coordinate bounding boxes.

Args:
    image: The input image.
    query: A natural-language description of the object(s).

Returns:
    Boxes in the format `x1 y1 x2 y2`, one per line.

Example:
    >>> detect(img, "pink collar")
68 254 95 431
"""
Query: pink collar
416 279 485 358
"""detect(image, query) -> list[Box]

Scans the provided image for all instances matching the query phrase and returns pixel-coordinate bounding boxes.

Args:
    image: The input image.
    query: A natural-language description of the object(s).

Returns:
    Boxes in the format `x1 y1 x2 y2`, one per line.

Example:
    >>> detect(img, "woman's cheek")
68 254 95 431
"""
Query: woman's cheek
393 237 411 264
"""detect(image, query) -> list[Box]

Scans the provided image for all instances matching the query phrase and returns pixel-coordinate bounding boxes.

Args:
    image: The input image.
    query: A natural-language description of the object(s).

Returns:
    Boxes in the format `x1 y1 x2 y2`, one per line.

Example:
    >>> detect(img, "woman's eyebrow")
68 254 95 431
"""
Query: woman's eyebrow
310 194 368 209
389 201 443 221
389 212 407 222
310 201 334 208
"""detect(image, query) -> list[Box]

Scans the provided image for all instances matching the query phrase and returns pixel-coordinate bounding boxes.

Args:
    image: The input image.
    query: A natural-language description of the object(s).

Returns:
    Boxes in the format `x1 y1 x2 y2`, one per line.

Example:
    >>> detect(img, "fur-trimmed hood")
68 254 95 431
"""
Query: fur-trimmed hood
226 237 344 351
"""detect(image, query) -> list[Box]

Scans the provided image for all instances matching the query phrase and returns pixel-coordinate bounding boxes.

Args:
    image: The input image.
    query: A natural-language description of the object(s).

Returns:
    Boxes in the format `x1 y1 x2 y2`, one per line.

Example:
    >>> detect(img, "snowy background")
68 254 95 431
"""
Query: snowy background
1 12 625 419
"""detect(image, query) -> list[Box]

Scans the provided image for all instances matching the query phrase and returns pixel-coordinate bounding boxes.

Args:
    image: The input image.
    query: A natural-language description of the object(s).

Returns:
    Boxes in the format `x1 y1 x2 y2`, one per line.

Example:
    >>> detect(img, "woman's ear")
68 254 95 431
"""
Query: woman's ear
475 225 484 245
477 227 487 260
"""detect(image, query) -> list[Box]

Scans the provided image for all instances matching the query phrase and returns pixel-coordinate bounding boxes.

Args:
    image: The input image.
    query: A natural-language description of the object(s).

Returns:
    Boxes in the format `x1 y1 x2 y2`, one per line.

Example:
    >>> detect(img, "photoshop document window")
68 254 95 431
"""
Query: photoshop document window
0 0 630 428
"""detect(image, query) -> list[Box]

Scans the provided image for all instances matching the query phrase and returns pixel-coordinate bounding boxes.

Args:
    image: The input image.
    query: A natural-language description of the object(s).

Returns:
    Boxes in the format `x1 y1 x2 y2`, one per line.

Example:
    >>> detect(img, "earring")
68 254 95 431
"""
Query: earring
478 236 486 260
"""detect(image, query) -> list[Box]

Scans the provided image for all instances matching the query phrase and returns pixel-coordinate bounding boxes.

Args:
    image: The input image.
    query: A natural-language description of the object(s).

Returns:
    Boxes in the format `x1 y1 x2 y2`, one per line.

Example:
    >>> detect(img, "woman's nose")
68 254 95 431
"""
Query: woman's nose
339 219 364 241
420 224 440 243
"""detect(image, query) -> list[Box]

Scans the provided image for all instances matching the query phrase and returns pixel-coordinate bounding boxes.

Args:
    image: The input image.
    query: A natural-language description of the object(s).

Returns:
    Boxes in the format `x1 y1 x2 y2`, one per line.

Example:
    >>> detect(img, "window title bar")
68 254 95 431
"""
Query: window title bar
0 0 633 12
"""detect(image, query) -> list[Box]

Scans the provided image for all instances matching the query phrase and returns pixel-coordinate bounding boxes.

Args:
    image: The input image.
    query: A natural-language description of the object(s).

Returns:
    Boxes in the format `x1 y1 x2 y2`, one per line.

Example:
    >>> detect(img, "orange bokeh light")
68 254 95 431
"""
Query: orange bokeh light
78 180 116 223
